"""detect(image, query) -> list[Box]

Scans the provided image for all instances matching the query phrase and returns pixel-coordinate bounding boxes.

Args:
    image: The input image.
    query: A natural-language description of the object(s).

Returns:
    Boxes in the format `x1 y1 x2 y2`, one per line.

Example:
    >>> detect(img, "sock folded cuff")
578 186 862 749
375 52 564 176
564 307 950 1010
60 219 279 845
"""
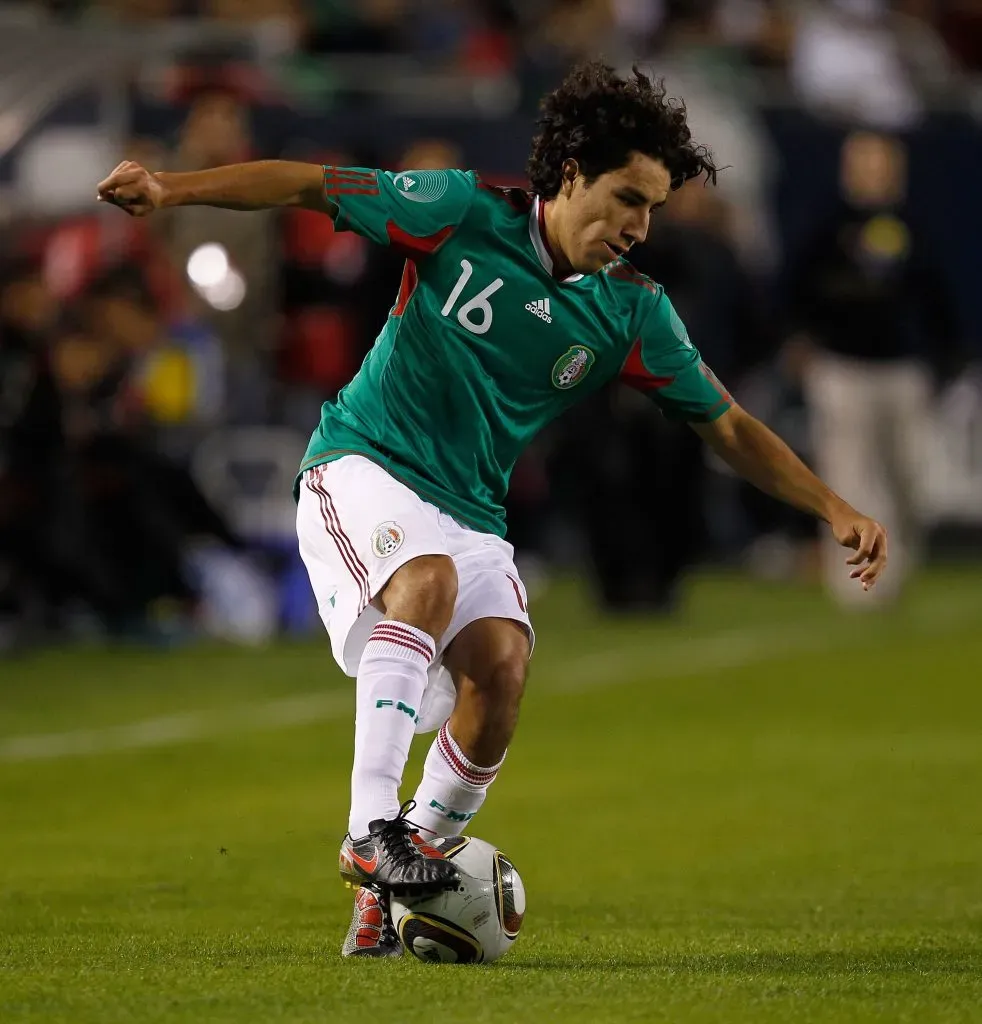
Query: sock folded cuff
364 621 436 666
437 723 505 787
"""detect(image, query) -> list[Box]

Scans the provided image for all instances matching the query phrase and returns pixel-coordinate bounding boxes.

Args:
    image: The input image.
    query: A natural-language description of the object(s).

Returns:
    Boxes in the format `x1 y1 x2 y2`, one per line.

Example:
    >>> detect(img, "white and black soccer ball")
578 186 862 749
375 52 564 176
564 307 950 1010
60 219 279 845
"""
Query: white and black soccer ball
390 836 526 964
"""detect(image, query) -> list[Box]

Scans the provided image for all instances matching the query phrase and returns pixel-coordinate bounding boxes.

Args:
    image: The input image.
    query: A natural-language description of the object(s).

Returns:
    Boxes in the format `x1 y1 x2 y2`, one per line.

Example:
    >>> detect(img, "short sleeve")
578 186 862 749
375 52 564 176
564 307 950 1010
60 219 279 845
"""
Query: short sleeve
322 166 477 257
620 291 733 422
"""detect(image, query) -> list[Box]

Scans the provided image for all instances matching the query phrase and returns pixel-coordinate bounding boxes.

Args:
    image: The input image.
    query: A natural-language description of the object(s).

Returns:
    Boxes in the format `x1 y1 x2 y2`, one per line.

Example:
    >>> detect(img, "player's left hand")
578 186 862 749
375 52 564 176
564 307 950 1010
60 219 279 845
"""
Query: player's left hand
829 505 888 591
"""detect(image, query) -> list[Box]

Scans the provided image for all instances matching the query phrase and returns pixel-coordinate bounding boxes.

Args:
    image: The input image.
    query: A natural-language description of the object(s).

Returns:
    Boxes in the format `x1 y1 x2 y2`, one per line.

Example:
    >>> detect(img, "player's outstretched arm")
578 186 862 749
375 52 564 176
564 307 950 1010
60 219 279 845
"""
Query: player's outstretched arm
691 405 888 590
96 160 335 217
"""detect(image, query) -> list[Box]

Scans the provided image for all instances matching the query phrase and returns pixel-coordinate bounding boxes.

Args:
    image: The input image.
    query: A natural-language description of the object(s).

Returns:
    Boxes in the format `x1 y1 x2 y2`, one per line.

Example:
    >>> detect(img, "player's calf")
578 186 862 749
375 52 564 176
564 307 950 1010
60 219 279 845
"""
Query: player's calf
450 655 526 765
410 618 529 837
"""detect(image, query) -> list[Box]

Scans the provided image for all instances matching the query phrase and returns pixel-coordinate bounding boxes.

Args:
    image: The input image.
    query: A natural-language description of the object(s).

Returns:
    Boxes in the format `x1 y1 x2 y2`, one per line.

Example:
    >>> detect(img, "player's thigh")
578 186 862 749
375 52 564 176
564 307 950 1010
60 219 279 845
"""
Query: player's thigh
296 457 451 672
440 527 534 698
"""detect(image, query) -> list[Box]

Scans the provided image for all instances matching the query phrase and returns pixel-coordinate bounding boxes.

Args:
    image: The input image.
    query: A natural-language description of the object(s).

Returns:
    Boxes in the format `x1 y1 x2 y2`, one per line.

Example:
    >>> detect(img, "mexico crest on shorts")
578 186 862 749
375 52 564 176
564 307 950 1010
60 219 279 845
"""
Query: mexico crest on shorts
551 345 595 390
372 521 405 558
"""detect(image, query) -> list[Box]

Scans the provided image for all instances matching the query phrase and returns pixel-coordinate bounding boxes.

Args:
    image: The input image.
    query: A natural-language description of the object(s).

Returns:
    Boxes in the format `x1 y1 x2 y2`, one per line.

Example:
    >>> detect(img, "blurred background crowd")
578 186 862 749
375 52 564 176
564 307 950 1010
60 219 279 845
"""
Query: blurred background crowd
1 0 981 649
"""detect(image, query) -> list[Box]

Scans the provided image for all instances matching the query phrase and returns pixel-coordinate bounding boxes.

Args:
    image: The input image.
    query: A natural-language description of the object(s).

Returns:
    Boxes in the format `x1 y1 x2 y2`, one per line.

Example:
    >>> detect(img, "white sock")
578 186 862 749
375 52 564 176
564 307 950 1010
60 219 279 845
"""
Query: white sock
409 723 505 837
348 620 435 838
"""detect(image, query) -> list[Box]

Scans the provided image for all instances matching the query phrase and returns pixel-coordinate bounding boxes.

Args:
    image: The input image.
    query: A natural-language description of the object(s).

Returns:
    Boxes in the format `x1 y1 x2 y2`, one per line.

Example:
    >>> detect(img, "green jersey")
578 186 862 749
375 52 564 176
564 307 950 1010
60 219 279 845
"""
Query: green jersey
298 165 732 537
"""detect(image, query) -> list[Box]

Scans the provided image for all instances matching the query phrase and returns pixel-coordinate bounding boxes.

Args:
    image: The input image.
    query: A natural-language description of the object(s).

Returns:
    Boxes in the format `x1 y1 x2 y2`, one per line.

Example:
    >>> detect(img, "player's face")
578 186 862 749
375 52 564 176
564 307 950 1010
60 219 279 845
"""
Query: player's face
560 152 672 274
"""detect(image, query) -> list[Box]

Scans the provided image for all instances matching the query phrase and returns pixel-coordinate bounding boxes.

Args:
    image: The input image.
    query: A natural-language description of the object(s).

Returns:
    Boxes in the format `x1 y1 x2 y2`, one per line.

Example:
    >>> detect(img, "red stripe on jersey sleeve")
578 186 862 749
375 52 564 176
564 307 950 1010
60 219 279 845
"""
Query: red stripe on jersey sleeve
386 221 455 257
392 260 418 317
322 167 380 197
322 166 377 183
700 362 733 403
619 337 674 391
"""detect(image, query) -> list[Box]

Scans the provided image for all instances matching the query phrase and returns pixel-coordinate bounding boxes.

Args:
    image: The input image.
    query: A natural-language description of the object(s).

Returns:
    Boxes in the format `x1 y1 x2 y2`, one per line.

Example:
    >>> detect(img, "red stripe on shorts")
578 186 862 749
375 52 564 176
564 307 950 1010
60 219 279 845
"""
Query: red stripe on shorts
505 573 527 613
321 480 371 612
308 472 370 612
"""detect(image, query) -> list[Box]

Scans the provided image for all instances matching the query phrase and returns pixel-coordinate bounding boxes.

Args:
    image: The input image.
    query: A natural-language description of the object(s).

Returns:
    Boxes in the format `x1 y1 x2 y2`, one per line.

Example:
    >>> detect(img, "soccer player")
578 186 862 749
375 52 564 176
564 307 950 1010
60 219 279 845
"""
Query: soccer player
97 62 888 958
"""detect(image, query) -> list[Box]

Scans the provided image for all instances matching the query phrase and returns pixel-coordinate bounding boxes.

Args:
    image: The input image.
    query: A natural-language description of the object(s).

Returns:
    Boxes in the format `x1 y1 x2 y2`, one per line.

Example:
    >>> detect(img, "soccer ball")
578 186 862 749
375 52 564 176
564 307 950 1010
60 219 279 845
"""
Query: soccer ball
390 836 526 963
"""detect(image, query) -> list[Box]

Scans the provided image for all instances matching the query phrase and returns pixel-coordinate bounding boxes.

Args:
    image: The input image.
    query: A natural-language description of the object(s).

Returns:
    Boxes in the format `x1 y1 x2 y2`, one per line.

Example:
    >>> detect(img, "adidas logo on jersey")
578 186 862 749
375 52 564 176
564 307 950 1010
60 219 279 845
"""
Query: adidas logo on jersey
525 298 552 323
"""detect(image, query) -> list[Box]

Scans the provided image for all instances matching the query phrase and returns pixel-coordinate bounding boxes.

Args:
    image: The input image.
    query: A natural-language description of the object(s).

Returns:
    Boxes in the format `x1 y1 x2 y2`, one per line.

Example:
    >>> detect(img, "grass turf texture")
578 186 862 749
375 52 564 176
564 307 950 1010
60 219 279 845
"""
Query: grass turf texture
1 570 981 1023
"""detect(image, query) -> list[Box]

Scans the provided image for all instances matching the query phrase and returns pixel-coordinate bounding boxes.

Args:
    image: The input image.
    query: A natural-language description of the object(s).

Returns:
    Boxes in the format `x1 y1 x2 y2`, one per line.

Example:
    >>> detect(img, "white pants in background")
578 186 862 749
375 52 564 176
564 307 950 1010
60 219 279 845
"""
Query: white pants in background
804 352 932 606
296 456 533 733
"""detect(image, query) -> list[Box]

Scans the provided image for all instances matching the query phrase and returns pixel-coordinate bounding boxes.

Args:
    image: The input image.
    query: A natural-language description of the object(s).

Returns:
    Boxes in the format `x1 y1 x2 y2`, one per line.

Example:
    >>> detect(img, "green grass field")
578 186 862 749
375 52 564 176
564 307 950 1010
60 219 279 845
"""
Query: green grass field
2 570 982 1023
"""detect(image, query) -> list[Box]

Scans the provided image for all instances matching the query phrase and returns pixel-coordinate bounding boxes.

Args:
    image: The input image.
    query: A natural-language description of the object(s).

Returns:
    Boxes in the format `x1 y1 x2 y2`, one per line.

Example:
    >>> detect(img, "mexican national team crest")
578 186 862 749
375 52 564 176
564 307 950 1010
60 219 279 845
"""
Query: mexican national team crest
551 345 596 390
372 521 405 558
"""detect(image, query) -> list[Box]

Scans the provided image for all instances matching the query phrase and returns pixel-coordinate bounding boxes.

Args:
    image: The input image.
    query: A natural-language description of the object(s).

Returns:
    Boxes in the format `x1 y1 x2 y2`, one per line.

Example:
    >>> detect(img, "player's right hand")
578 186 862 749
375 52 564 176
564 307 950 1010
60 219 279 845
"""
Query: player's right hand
829 504 889 591
96 161 166 217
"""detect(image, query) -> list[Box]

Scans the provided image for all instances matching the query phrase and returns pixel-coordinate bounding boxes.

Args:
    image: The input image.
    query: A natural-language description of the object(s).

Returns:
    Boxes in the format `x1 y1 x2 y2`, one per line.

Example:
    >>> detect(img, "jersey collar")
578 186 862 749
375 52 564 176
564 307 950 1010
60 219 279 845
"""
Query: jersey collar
530 195 584 284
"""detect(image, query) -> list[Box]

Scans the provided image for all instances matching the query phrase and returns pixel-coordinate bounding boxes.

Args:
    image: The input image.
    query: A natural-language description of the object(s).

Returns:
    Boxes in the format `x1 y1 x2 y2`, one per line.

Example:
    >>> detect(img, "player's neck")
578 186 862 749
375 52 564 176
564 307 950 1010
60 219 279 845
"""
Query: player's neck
541 198 575 280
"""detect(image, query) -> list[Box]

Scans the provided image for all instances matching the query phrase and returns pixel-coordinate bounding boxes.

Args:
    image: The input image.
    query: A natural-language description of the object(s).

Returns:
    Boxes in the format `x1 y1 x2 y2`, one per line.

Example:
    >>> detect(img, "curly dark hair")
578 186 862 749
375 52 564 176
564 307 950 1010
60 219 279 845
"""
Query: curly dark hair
527 61 718 197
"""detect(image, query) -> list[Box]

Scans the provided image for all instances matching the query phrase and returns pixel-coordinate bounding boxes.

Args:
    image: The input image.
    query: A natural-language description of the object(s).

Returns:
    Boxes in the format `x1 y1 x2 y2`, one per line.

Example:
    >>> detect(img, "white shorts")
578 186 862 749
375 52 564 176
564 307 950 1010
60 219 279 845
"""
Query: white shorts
296 456 534 731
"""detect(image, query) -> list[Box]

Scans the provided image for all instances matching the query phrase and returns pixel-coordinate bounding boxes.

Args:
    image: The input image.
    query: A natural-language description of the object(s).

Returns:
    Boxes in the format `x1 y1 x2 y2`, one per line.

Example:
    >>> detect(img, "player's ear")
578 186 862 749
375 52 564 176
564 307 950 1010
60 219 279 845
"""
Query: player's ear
561 159 579 197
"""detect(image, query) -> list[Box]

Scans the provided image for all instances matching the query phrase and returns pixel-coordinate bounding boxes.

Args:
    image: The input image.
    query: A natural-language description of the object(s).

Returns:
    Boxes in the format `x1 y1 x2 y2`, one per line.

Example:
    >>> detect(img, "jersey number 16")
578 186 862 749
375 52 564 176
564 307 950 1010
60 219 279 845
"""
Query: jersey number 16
441 259 504 336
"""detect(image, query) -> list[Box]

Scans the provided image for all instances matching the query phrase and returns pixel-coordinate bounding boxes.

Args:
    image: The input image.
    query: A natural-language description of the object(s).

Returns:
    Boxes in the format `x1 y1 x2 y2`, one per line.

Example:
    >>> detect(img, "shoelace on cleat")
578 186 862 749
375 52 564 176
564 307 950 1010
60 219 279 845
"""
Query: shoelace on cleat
374 799 433 870
375 819 419 869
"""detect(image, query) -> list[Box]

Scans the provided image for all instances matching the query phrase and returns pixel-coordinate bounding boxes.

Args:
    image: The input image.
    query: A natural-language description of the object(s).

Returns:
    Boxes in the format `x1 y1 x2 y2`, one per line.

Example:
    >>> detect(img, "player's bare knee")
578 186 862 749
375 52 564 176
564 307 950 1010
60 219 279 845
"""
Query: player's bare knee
381 554 458 640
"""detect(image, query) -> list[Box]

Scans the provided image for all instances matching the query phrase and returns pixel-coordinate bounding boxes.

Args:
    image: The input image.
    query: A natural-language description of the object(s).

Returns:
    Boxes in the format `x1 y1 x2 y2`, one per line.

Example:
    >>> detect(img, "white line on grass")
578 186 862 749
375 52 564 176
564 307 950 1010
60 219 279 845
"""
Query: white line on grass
551 623 824 694
1 593 977 763
0 693 352 763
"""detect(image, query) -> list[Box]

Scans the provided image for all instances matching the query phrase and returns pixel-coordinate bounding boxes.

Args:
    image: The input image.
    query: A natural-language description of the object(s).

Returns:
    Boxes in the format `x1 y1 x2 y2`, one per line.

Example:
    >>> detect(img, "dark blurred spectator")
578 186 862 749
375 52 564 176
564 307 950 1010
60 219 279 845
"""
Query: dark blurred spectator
936 0 982 72
0 260 182 642
645 4 779 269
787 130 960 606
399 137 463 172
564 183 767 613
203 0 303 23
456 0 520 77
88 0 178 20
153 88 277 423
534 0 617 64
790 0 954 130
15 264 239 639
0 259 64 639
632 179 776 557
0 258 63 476
714 0 794 70
304 0 407 54
79 264 224 458
202 0 307 59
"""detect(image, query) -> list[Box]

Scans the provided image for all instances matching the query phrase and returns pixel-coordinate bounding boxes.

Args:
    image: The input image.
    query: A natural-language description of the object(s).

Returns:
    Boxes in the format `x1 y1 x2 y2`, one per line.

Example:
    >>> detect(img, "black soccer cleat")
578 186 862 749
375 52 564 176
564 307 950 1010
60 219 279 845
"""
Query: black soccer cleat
338 800 460 896
341 884 403 958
